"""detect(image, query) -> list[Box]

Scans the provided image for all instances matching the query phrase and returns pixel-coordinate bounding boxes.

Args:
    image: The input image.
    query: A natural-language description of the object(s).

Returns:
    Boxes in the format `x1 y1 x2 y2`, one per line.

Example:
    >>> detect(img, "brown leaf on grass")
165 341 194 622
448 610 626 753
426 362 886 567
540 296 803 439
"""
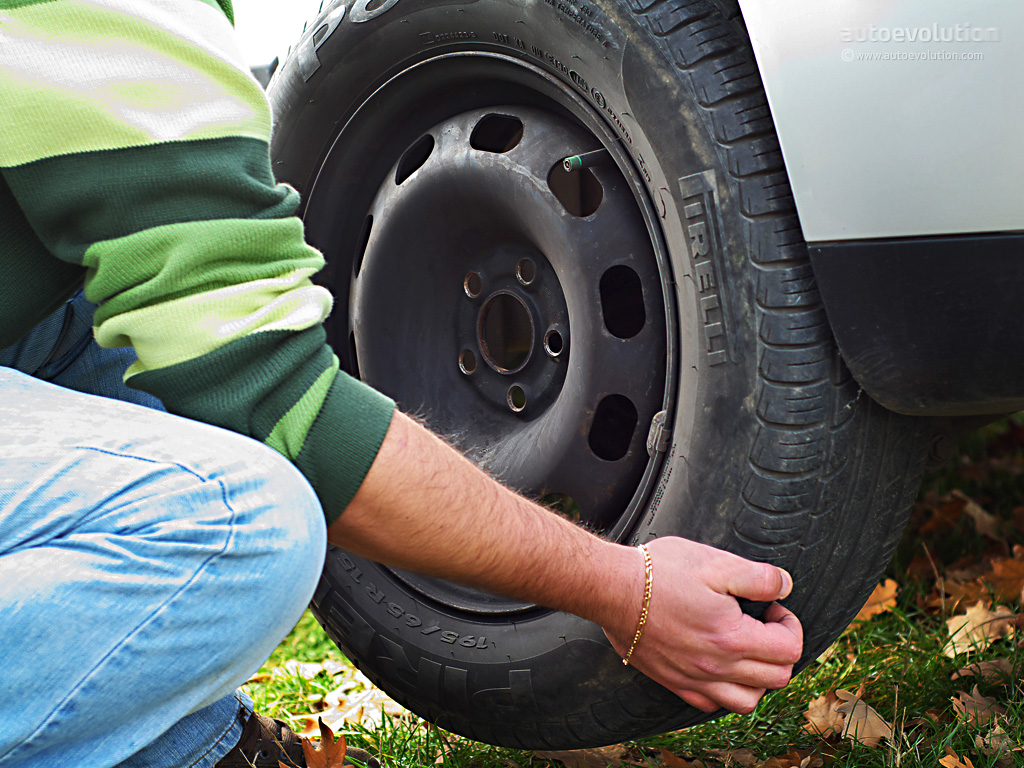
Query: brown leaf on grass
951 658 1014 685
853 579 898 622
904 708 946 730
702 748 757 766
976 722 1022 767
980 557 1024 604
301 718 347 768
657 748 694 768
944 601 1016 657
917 494 965 536
927 555 1024 612
952 490 1004 541
952 685 1007 727
802 691 844 737
834 689 893 747
803 688 893 748
948 560 988 580
925 576 989 613
939 749 976 768
757 749 822 768
535 745 627 768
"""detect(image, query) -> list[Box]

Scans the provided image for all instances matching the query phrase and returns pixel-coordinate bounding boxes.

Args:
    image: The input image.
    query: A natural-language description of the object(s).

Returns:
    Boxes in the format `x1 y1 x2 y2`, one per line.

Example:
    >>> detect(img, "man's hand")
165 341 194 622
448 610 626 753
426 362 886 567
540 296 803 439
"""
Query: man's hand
332 411 803 715
601 538 802 714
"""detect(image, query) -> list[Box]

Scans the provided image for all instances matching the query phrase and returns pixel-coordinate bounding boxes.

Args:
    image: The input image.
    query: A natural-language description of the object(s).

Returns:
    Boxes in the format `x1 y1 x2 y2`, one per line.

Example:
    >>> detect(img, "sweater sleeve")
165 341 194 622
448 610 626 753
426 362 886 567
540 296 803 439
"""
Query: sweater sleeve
0 0 395 525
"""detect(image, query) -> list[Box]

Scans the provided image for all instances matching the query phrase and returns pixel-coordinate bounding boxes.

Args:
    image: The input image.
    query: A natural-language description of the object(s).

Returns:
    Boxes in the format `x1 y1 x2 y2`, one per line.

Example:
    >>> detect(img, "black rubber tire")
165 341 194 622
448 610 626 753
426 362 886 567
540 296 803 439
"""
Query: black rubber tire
268 0 929 749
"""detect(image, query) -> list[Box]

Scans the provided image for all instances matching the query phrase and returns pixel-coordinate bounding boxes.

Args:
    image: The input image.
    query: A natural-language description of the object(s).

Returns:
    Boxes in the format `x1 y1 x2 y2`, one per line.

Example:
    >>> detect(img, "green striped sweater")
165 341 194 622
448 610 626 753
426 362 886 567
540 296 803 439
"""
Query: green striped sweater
0 0 395 525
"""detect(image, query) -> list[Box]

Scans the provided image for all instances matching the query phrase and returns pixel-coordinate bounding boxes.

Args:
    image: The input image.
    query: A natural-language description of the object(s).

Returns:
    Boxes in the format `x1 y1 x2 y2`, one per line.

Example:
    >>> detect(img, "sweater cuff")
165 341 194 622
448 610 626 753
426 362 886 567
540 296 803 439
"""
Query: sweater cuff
295 371 396 526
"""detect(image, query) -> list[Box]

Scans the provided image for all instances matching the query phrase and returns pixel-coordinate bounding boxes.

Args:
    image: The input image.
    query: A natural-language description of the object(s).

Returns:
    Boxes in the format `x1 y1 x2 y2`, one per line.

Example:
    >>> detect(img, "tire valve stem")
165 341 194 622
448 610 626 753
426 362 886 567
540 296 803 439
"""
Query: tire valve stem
562 149 609 172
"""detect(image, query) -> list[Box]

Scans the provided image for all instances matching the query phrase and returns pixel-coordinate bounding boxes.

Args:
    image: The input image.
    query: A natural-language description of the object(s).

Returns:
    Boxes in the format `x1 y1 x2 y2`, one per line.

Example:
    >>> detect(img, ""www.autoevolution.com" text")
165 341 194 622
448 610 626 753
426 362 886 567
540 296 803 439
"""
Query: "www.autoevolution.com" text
849 50 984 62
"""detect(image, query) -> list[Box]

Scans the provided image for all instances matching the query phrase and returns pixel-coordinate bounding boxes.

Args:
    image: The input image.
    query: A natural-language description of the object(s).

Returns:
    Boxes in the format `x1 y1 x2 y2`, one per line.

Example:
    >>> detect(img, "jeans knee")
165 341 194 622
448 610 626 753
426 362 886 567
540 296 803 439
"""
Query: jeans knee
221 447 327 616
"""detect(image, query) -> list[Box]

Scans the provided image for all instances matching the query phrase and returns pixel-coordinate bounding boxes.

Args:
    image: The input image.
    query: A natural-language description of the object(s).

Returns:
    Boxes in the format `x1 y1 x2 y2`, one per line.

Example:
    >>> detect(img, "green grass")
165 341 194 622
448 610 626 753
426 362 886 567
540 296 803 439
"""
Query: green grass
246 611 347 727
246 417 1024 767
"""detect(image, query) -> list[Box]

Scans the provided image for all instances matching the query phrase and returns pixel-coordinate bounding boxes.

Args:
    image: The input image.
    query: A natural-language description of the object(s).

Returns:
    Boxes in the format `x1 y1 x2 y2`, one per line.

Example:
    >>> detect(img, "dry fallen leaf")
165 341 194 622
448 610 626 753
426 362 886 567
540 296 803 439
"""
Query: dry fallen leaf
853 579 898 622
801 691 844 738
944 602 1016 657
952 490 1004 541
534 745 628 768
939 750 976 768
757 749 822 768
981 557 1024 604
658 747 694 768
926 576 990 613
976 721 1022 767
917 493 965 536
952 685 1007 727
834 689 893 747
300 719 347 768
702 748 756 767
951 658 1014 685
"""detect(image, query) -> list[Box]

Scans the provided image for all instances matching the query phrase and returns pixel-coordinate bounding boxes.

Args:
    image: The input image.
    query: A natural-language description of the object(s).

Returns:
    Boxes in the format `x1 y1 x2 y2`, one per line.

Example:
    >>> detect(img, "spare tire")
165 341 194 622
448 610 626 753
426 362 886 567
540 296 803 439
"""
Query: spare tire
267 0 929 749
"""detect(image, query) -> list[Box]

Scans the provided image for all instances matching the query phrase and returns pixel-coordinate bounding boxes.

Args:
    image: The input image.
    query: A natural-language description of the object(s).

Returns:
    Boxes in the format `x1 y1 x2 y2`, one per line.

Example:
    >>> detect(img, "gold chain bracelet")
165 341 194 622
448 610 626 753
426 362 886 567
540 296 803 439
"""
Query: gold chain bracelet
622 543 653 666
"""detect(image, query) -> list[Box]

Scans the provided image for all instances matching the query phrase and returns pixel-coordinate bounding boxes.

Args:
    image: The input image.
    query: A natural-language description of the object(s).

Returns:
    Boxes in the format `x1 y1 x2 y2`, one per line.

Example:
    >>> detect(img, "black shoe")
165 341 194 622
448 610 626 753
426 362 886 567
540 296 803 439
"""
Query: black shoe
215 711 306 767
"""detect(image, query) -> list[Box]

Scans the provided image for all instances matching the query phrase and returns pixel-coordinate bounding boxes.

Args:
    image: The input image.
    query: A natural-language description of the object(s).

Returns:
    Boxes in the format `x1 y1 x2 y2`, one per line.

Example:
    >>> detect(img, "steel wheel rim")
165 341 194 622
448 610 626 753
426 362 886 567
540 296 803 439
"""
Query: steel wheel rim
303 53 677 614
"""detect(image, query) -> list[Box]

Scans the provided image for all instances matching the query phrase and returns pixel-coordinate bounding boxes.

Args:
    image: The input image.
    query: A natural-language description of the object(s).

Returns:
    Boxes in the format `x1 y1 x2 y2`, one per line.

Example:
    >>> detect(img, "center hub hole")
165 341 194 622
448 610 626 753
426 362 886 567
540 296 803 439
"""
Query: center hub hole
479 292 534 373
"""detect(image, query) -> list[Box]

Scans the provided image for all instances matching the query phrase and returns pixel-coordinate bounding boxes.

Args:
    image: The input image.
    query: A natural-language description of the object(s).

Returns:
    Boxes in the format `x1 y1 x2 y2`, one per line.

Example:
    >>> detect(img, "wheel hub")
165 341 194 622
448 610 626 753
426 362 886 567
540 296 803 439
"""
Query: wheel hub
459 247 568 415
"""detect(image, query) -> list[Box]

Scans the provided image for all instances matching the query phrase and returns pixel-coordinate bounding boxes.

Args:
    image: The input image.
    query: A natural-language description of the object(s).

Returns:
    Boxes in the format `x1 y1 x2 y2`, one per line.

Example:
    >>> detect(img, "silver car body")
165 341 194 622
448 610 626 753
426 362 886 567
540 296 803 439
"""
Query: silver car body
737 0 1024 243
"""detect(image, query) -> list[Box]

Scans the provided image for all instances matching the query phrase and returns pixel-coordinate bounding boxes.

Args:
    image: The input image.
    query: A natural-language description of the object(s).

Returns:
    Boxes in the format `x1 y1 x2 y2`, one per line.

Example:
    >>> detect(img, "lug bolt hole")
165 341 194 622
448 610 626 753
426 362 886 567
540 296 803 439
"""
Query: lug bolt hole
459 349 478 375
507 385 527 413
464 272 483 298
516 258 536 286
544 329 564 358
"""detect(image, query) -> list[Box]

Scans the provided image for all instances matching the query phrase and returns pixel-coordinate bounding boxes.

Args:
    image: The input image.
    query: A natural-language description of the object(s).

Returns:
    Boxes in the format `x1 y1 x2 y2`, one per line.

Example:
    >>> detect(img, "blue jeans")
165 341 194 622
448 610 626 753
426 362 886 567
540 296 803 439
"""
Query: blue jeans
0 293 328 767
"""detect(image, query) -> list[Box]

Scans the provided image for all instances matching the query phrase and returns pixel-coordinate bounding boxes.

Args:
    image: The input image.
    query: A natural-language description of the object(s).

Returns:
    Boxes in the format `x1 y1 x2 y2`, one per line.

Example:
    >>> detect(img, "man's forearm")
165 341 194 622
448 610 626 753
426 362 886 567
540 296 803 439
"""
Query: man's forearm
328 410 643 636
328 409 802 714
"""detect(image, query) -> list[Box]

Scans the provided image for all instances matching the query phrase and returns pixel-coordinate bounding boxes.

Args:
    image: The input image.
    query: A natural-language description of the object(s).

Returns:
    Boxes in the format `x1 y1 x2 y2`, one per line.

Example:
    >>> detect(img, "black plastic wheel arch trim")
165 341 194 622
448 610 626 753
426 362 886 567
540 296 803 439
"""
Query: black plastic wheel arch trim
809 231 1024 416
